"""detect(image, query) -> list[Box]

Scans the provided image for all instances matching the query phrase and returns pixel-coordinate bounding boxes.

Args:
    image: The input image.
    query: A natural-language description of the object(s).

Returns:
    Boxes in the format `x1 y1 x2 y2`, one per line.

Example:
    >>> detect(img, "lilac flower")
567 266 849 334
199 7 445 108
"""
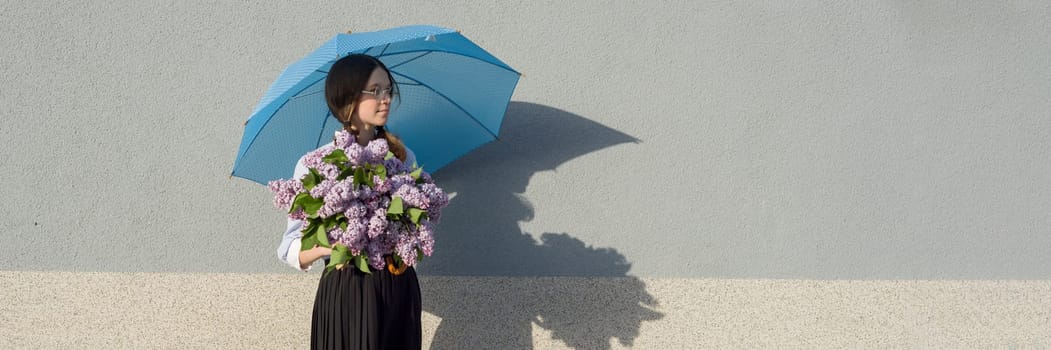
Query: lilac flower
333 130 352 149
302 145 335 169
309 179 336 198
356 186 376 202
316 206 336 219
367 208 388 238
394 184 428 209
420 183 448 207
289 208 306 221
384 157 407 174
372 176 392 193
417 220 435 256
268 179 303 210
385 221 406 243
321 181 355 212
425 210 442 224
313 179 359 218
346 142 365 166
420 183 450 222
395 234 419 267
365 196 381 212
386 174 414 191
365 138 389 163
339 218 368 254
367 237 393 270
326 226 344 244
343 200 368 220
366 196 392 213
316 163 340 180
329 180 356 200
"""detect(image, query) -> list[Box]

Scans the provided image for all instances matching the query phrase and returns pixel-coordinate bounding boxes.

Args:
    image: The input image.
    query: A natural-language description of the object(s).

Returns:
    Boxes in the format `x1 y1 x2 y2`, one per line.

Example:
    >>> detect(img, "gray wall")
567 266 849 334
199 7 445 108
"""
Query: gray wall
2 1 1049 280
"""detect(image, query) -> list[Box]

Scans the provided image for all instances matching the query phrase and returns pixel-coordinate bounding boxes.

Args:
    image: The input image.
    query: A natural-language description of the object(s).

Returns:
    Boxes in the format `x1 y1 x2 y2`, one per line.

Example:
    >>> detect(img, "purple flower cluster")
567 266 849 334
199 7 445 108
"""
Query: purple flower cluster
268 178 303 210
420 183 449 223
268 129 450 271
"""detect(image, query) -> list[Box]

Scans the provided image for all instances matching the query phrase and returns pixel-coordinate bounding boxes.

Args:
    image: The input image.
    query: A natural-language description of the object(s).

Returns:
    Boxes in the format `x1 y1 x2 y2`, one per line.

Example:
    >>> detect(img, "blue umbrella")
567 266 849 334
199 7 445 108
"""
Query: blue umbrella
232 25 520 185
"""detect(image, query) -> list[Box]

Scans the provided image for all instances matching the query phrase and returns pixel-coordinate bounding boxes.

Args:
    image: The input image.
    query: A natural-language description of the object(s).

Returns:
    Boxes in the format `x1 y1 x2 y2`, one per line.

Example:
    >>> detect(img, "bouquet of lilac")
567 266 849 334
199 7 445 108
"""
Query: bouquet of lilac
269 130 449 274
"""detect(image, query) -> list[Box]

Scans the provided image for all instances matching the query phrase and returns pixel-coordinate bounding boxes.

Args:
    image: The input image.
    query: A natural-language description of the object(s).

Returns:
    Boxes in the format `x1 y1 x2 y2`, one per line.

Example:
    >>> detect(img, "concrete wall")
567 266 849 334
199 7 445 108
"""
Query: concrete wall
3 1 1050 348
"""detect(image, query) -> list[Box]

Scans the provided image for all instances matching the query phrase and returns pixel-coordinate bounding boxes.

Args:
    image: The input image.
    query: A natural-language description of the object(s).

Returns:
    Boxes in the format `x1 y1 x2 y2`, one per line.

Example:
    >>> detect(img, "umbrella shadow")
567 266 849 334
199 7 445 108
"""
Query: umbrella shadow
417 102 662 349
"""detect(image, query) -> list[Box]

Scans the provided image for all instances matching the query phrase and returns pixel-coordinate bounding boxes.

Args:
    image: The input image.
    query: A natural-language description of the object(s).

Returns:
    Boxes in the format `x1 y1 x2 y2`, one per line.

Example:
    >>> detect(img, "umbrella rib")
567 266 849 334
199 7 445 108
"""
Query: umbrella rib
390 71 500 140
386 52 431 70
238 75 326 165
291 87 324 100
378 49 520 75
315 110 333 148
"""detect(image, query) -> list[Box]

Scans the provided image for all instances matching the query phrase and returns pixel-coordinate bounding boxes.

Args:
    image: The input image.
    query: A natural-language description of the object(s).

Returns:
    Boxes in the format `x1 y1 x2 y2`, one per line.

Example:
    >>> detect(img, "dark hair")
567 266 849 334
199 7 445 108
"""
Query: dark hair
324 54 407 161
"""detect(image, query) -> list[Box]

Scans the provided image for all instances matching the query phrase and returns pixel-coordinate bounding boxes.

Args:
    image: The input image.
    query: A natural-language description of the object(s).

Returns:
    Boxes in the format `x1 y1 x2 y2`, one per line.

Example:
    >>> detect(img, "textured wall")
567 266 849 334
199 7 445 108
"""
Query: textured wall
2 1 1050 347
2 1 1048 279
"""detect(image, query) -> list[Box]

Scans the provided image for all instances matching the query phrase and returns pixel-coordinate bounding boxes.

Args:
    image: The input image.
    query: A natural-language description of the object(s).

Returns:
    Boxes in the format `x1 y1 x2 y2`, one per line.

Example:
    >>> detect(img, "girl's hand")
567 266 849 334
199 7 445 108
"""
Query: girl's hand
298 244 333 270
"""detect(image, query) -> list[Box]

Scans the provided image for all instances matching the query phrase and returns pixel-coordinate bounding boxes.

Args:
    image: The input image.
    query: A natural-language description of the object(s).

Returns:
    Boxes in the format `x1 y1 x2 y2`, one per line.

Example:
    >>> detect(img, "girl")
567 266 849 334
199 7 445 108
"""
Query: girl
277 54 422 350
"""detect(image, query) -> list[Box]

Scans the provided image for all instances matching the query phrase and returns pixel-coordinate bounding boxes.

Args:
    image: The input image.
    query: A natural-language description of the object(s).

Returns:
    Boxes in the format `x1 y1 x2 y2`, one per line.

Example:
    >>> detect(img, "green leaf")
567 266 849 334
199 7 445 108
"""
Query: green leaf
302 168 322 190
354 255 371 274
363 167 374 187
299 221 319 251
322 149 349 164
353 167 366 187
410 167 422 180
289 192 310 214
303 220 318 236
374 164 387 180
393 254 403 266
301 219 330 248
384 151 395 161
337 166 355 181
324 213 344 227
407 208 426 225
416 248 425 263
315 224 330 248
301 234 318 252
389 196 404 215
313 214 345 249
327 245 349 269
295 195 324 217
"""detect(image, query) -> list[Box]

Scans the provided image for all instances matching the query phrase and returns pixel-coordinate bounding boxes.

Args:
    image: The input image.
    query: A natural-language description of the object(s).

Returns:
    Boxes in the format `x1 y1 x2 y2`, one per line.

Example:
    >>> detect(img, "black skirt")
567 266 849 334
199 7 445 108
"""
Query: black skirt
311 261 422 350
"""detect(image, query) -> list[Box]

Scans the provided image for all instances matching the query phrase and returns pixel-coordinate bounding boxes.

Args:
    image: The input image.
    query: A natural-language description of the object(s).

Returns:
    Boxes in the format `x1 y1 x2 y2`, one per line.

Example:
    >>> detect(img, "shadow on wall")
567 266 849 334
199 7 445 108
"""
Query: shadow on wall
418 102 661 349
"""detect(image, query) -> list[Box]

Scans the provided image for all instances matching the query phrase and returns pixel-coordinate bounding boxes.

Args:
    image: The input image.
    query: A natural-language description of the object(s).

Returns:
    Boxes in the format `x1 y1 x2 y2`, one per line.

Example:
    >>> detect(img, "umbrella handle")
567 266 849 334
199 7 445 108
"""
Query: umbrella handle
385 256 408 275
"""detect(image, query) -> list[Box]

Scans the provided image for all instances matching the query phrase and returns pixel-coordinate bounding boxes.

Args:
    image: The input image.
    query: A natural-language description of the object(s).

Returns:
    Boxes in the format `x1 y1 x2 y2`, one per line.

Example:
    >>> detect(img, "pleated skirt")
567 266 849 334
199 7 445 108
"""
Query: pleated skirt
311 262 422 350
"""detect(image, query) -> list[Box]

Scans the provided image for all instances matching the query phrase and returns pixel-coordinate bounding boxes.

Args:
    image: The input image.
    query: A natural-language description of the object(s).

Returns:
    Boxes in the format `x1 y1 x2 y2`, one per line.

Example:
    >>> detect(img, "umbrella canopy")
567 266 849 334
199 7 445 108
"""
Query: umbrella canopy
233 25 520 185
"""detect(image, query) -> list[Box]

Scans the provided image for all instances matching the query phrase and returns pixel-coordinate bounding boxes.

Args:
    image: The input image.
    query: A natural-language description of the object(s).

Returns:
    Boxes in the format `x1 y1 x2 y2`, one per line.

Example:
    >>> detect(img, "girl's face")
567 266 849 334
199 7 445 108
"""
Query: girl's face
351 67 393 129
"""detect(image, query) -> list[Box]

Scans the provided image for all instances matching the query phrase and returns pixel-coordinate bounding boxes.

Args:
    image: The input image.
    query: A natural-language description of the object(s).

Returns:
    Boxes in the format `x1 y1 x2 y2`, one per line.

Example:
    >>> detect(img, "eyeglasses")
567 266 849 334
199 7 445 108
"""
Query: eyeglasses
361 87 397 100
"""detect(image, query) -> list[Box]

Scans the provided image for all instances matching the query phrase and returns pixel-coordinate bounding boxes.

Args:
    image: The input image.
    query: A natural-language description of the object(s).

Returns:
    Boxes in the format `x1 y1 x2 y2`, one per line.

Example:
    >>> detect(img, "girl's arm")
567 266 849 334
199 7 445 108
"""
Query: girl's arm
276 154 331 271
